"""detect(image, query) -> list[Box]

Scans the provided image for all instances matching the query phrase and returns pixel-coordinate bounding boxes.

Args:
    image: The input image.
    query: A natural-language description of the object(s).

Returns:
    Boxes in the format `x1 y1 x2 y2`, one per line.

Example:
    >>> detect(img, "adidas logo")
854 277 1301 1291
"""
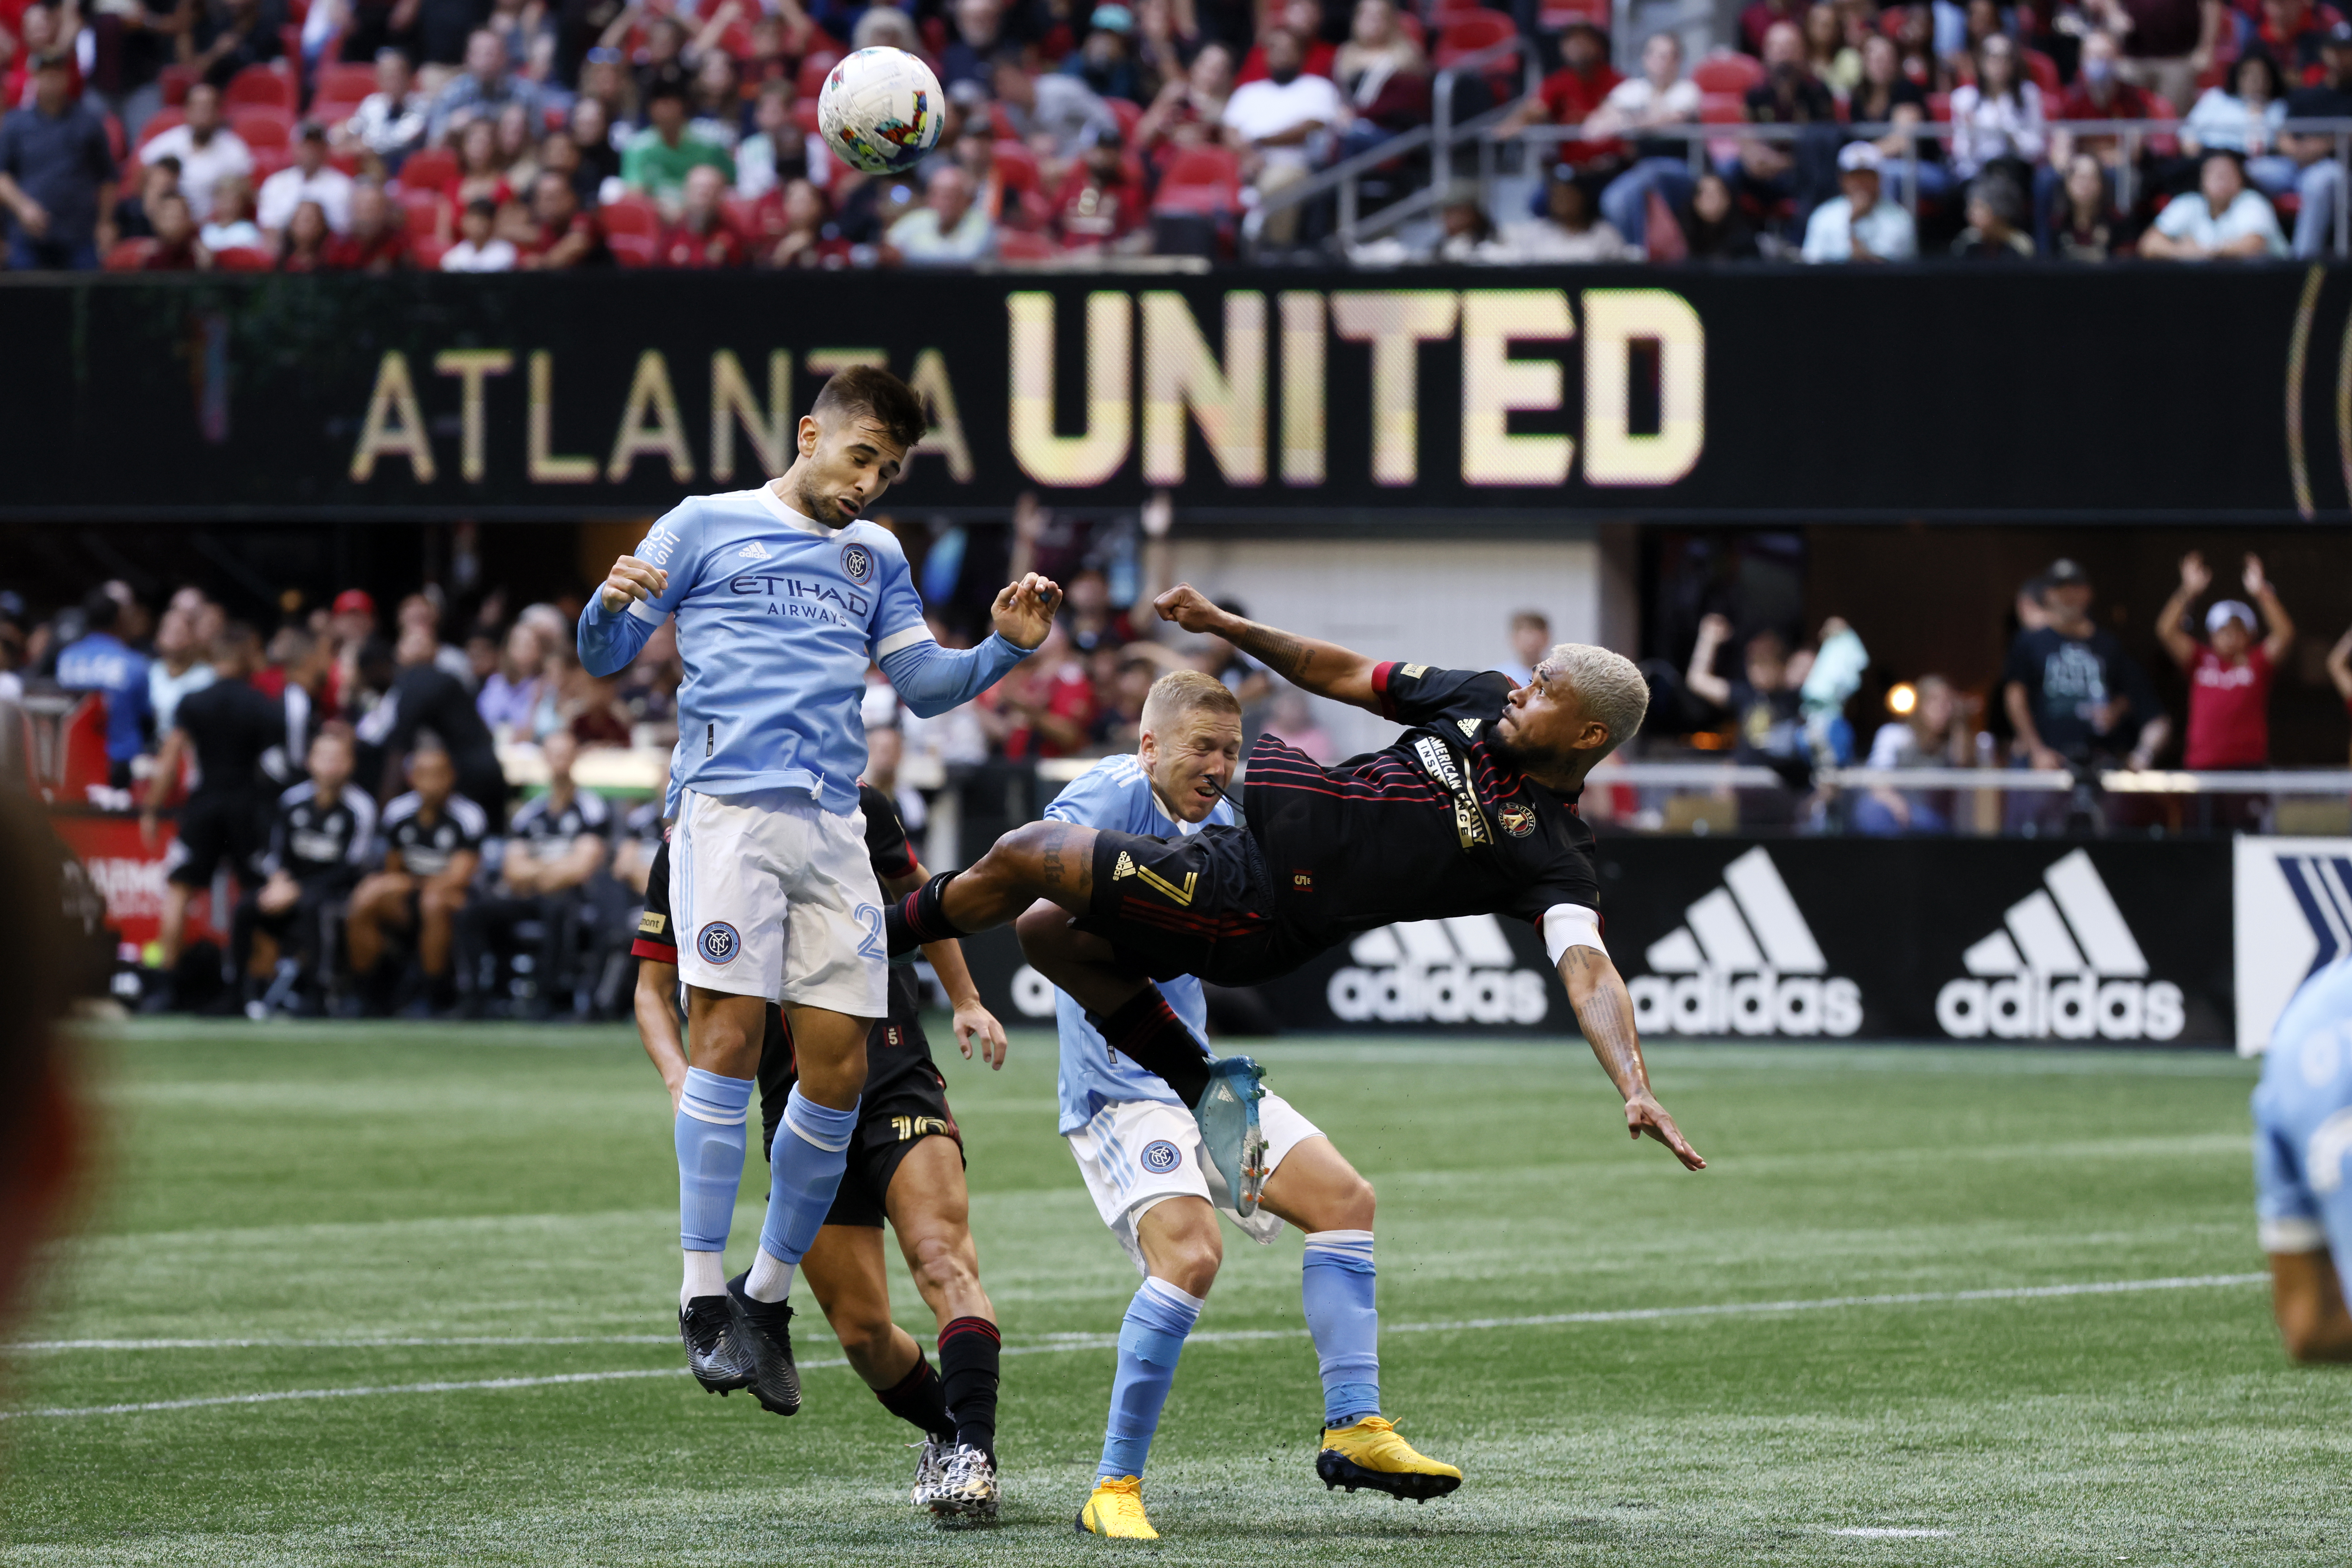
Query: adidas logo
1935 848 2183 1040
1113 851 1136 880
2274 851 2352 975
1629 847 1861 1037
1328 915 1549 1025
737 540 772 561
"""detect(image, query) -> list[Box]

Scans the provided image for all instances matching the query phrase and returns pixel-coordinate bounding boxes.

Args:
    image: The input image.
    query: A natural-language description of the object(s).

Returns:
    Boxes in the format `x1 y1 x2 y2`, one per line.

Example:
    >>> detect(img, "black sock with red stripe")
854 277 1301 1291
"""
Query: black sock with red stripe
876 1351 956 1444
886 870 962 956
1089 986 1213 1106
938 1316 1001 1462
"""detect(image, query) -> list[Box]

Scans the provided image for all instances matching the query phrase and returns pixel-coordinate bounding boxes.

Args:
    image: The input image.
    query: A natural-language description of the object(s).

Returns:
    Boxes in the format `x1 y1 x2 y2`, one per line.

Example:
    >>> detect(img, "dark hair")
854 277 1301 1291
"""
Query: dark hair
645 68 691 106
465 197 498 219
78 588 120 631
1970 169 2024 226
2235 48 2285 101
1973 34 2022 105
813 365 927 452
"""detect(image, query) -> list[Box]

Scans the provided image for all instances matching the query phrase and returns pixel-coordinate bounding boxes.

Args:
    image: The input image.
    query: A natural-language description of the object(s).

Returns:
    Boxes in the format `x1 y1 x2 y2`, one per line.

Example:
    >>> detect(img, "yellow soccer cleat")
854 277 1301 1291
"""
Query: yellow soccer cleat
1316 1416 1463 1503
1075 1475 1159 1539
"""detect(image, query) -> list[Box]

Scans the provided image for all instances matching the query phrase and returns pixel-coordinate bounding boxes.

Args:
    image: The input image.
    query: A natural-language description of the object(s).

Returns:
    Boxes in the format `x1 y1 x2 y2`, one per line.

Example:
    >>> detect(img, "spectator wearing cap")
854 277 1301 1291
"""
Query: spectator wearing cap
258 122 354 241
1952 170 2035 257
2158 551 2294 771
2269 23 2352 255
2002 557 2168 779
442 196 519 268
0 51 115 270
336 50 430 171
656 163 748 266
1052 124 1147 251
1222 26 1342 246
1582 33 1700 250
2140 148 2288 258
1064 4 1145 103
137 82 252 220
428 30 548 147
1801 142 1917 262
324 180 410 270
887 161 996 263
621 69 733 209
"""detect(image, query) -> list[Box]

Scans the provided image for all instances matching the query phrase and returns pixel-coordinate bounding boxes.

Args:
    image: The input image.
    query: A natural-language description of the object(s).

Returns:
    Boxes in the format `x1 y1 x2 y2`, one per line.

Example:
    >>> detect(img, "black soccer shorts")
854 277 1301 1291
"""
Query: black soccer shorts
1075 823 1299 988
165 794 267 889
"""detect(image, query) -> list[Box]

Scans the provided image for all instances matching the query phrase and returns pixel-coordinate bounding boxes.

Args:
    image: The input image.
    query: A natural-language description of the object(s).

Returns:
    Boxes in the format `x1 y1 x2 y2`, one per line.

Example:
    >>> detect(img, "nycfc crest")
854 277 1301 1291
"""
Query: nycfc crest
697 922 741 964
841 543 874 584
1140 1140 1182 1173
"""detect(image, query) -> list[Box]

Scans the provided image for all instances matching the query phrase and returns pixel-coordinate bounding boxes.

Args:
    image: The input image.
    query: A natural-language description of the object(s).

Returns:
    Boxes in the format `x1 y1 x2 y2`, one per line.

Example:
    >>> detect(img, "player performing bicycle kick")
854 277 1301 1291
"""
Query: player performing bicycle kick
887 586 1707 1212
633 785 1013 1521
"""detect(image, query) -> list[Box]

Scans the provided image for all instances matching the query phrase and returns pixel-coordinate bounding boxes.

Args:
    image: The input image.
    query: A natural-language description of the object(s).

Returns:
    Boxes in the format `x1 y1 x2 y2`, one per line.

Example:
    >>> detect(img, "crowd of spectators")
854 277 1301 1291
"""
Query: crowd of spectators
5 0 2346 269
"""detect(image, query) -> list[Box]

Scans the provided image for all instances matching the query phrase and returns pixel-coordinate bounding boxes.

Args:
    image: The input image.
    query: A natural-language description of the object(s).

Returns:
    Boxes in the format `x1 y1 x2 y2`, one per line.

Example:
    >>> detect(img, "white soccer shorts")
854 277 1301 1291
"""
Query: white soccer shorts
1065 1091 1324 1275
670 787 889 1018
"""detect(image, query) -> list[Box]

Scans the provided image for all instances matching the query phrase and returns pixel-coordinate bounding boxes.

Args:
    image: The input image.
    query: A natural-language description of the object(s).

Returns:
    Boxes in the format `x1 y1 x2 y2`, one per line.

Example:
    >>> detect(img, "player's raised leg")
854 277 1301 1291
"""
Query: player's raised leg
1078 1195 1219 1540
1257 1139 1461 1502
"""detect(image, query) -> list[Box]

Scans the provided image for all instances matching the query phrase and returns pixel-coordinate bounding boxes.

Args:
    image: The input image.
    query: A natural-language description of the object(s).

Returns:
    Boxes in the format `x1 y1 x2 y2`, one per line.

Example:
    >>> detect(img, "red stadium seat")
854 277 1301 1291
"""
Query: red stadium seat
226 64 296 109
396 185 443 237
1690 53 1764 94
314 61 378 103
992 138 1040 192
412 235 453 269
599 194 662 238
212 245 274 270
1537 0 1608 31
105 237 158 270
1107 96 1143 141
608 230 660 266
721 195 766 238
996 228 1058 261
797 50 843 99
160 64 199 106
398 145 458 190
230 106 294 148
1928 89 1952 121
792 100 821 135
2023 48 2061 96
249 145 295 183
1151 145 1241 213
1433 12 1517 68
136 108 185 151
989 99 1017 139
1698 91 1747 124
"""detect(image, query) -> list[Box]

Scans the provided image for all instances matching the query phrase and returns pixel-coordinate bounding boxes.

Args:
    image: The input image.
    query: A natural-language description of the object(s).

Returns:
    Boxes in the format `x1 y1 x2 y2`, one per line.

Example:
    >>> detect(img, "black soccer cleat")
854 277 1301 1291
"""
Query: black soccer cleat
726 1271 803 1416
679 1295 757 1395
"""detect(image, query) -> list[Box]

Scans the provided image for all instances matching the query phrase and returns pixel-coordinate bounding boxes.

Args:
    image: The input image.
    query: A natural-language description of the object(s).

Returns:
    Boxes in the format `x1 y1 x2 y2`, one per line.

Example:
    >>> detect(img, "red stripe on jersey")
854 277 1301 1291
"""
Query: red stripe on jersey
631 938 679 963
1371 660 1401 719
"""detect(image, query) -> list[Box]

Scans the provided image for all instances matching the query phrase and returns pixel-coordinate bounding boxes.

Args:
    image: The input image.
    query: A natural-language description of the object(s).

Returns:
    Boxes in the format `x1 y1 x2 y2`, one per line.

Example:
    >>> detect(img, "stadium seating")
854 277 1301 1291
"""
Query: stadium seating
396 186 443 238
1432 12 1517 68
231 107 295 149
996 228 1058 261
398 146 459 191
598 195 662 242
213 246 274 271
136 109 185 151
226 64 296 110
104 238 158 270
993 139 1041 194
607 232 660 267
1691 54 1765 94
1107 96 1143 144
1151 146 1242 214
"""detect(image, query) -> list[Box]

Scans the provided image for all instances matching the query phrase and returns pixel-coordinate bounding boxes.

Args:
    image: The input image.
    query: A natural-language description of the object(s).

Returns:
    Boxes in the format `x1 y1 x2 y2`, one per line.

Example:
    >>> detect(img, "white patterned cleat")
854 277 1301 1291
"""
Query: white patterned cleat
931 1442 1000 1523
910 1437 953 1507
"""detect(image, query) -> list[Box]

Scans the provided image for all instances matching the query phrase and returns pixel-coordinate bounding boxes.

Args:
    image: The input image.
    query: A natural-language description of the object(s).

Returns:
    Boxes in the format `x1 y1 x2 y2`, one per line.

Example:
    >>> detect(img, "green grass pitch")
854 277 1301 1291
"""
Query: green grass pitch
3 1022 2343 1566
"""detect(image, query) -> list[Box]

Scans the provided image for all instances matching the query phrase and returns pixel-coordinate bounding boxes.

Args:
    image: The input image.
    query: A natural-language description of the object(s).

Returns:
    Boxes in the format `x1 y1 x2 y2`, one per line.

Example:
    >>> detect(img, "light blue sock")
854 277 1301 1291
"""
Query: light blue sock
1098 1277 1203 1479
1302 1229 1380 1428
755 1088 860 1271
675 1068 752 1254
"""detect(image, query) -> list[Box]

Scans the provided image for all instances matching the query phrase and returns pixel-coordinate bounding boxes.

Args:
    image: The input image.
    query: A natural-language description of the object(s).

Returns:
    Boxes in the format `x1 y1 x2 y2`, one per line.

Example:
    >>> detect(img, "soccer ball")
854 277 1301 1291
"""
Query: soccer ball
817 47 943 176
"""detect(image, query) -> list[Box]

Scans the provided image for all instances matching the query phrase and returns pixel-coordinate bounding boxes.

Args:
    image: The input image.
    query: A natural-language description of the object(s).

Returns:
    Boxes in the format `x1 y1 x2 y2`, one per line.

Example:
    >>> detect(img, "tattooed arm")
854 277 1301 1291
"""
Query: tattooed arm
1152 584 1385 712
1557 945 1706 1171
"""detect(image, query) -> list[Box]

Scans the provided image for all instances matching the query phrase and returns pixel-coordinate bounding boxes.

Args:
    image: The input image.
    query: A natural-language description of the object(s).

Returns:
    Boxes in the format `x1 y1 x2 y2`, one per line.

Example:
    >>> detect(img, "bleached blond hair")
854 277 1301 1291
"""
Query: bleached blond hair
1141 669 1242 735
1539 642 1648 758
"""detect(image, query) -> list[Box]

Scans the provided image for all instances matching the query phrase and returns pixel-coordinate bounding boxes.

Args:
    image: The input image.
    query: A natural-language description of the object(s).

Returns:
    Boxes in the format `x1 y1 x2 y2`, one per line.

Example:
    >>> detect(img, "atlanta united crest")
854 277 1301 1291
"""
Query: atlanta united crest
1499 803 1537 838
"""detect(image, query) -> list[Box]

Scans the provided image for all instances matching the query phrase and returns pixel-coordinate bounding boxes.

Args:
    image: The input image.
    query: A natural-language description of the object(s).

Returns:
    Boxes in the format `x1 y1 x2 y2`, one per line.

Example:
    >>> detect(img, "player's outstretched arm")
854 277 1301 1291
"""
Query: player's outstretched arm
878 574 1063 718
1557 945 1705 1171
578 554 673 677
1154 584 1383 712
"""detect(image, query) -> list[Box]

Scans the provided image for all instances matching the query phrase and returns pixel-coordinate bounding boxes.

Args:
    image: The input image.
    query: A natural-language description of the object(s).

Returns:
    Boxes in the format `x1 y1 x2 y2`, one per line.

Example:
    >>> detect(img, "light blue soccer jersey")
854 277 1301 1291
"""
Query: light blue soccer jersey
2252 956 2352 1278
1043 754 1236 1134
576 485 1026 816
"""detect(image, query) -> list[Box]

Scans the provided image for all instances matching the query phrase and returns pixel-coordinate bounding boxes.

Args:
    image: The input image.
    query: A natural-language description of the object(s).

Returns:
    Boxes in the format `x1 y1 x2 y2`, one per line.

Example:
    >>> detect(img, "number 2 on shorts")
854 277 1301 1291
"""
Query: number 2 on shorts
855 903 886 962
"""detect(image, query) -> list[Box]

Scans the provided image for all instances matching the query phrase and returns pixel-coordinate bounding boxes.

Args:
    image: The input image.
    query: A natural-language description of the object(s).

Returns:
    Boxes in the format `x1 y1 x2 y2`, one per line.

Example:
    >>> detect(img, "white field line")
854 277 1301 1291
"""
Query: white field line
1 1272 2267 1421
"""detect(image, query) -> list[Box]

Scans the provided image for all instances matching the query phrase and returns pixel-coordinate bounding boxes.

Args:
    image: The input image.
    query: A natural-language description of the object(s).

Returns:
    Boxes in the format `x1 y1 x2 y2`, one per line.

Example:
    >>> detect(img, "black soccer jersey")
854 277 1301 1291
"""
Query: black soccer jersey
1242 662 1601 942
379 790 490 877
264 780 378 882
506 786 611 866
175 678 286 802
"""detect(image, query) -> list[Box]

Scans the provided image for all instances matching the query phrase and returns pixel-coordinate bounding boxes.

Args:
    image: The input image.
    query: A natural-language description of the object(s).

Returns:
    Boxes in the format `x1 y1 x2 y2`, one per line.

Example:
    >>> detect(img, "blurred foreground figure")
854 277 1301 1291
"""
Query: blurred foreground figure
0 794 87 1359
2254 955 2352 1363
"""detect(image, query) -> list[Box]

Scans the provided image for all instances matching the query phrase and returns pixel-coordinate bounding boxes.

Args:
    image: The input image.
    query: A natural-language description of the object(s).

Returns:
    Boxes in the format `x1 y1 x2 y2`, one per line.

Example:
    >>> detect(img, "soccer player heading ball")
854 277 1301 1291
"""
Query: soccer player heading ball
890 588 1705 1211
577 367 1058 1415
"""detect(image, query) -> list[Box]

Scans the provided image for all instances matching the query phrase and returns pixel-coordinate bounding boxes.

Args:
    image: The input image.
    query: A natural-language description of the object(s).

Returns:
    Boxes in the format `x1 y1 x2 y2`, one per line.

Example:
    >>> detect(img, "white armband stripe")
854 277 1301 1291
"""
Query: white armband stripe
874 625 932 658
626 597 666 625
1543 903 1606 966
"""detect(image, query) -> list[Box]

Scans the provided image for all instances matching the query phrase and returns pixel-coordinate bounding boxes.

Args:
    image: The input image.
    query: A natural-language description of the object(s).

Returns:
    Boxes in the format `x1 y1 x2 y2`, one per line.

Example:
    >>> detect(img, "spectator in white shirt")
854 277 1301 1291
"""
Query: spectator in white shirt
886 162 997 263
1589 32 1702 249
138 83 252 221
1801 141 1918 261
441 196 519 269
257 122 354 241
1485 164 1638 261
2139 148 2288 259
1946 34 2046 179
197 171 264 251
334 49 430 169
1223 27 1342 245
